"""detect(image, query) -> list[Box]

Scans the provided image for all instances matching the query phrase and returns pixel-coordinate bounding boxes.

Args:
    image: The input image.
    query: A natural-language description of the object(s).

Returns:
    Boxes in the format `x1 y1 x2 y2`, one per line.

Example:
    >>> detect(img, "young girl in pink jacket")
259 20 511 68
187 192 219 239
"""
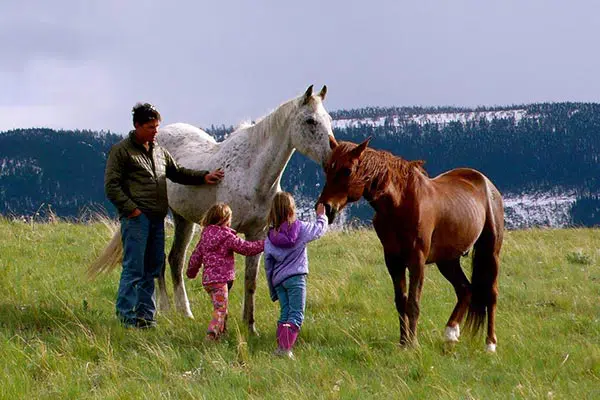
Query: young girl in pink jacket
187 203 264 340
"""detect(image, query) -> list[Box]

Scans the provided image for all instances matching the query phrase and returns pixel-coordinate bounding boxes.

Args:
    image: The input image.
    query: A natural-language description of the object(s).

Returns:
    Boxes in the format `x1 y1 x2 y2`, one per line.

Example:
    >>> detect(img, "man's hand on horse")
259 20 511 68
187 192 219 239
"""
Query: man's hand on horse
205 168 225 184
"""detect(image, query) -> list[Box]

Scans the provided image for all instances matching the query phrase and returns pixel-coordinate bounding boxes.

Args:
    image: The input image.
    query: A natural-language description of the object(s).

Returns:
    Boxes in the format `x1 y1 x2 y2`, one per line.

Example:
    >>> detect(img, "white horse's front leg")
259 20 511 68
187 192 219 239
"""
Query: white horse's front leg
173 274 193 318
243 253 262 335
167 212 196 318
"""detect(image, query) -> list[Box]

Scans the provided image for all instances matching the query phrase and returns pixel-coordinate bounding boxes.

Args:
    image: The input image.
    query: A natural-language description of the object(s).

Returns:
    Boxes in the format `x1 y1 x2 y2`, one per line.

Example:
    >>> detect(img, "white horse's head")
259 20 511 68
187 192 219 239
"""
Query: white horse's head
288 85 335 166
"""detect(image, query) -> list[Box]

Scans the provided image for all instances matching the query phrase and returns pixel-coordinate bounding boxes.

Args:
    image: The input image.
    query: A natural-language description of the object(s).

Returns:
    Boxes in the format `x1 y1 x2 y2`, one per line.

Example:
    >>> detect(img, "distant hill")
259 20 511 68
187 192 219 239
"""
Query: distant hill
0 128 121 219
2 102 600 228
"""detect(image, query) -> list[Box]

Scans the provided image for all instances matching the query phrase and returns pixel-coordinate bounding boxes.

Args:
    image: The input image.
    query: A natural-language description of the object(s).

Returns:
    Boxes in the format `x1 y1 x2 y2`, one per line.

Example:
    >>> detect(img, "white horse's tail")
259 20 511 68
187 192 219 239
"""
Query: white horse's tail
87 219 122 279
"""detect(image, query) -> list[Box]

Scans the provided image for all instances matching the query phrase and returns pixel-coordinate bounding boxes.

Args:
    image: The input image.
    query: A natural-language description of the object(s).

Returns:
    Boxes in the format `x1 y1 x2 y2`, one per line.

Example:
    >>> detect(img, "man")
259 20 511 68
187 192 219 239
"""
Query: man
105 102 224 328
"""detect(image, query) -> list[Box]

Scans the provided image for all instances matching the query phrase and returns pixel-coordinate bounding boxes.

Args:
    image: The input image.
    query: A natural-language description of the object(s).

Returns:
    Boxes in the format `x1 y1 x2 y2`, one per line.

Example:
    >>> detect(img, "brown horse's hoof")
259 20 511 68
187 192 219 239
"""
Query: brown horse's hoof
444 325 460 342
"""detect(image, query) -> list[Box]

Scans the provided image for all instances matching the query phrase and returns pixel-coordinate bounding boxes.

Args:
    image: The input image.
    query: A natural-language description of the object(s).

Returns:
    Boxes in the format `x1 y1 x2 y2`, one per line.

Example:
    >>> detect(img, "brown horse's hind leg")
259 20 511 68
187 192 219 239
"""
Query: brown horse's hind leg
406 253 425 346
485 253 500 352
436 258 471 342
384 252 409 345
467 230 501 352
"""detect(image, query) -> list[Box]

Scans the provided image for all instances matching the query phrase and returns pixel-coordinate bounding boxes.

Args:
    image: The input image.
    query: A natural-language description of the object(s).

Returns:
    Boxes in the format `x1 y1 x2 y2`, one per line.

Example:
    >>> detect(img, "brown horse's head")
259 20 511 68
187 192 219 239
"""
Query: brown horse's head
317 137 371 223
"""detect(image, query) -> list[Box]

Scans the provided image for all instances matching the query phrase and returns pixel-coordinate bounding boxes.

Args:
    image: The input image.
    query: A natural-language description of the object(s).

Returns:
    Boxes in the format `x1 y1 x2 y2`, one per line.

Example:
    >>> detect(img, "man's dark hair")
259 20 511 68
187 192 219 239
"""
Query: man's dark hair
132 103 161 126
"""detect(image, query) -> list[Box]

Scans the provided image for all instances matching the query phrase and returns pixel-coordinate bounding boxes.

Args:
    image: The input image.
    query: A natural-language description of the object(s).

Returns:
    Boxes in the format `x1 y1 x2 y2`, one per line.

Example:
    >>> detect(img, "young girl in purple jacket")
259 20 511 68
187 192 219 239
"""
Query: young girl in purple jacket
264 192 328 358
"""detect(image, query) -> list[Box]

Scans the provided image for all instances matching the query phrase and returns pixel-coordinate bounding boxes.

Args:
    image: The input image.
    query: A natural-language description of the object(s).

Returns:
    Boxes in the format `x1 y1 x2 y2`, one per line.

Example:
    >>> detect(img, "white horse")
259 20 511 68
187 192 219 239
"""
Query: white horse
90 85 334 333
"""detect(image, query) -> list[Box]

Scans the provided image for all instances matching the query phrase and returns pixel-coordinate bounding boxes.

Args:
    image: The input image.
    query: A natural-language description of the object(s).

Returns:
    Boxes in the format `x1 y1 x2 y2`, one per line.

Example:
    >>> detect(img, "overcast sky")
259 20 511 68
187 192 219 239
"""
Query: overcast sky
1 0 598 133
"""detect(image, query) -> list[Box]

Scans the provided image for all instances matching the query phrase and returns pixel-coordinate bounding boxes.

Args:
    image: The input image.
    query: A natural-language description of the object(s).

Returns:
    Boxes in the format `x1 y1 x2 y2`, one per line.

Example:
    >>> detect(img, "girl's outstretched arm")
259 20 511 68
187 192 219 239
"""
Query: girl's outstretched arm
226 234 265 256
301 214 328 243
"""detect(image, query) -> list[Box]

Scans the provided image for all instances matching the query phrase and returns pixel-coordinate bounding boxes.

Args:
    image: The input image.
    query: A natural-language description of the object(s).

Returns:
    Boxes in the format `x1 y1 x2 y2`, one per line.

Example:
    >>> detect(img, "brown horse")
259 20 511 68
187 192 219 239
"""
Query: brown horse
318 138 503 351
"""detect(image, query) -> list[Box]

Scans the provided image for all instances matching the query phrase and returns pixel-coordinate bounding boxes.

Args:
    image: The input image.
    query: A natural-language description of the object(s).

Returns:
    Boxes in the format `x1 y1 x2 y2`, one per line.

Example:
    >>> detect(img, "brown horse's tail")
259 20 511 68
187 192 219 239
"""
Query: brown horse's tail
465 180 503 336
87 219 122 279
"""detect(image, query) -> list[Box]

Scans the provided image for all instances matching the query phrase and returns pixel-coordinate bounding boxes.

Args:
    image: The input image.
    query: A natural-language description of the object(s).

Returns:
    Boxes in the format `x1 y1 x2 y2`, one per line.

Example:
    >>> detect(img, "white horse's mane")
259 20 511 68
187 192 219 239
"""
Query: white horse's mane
234 120 254 131
227 97 300 146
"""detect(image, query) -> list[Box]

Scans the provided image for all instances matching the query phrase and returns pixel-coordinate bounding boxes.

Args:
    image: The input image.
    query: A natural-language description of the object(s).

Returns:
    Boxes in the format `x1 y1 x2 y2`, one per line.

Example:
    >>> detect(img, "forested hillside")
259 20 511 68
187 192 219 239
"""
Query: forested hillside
0 128 120 219
2 102 599 227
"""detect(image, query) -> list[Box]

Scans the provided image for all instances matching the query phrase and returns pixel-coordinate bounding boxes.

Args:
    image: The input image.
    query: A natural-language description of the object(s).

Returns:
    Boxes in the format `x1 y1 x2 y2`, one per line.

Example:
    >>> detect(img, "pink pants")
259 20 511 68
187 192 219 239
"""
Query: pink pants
203 281 233 336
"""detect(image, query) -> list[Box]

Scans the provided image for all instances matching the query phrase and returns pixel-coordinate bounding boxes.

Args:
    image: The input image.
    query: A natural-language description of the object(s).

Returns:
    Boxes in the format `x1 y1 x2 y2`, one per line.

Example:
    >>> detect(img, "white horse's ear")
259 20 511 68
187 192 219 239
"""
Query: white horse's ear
302 85 314 105
318 85 327 100
329 135 338 150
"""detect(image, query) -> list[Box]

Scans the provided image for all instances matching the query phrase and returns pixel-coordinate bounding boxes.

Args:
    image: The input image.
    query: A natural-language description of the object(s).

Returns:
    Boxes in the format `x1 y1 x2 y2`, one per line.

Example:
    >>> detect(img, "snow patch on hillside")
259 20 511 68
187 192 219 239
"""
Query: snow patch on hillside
503 191 575 229
332 109 530 129
0 157 42 177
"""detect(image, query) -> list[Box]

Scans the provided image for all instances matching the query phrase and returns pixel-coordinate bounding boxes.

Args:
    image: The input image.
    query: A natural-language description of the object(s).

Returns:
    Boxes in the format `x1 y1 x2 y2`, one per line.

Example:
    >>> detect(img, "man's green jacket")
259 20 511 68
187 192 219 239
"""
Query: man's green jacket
105 131 208 219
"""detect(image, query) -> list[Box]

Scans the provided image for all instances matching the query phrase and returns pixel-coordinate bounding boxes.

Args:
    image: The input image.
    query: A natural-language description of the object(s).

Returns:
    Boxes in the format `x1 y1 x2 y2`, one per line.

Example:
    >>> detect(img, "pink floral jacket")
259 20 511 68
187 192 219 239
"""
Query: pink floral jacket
186 224 265 285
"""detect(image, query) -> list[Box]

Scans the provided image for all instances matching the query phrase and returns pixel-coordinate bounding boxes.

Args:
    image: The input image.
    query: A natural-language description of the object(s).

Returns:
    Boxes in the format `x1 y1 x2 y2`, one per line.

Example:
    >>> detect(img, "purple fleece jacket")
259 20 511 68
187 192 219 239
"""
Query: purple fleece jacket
264 215 328 301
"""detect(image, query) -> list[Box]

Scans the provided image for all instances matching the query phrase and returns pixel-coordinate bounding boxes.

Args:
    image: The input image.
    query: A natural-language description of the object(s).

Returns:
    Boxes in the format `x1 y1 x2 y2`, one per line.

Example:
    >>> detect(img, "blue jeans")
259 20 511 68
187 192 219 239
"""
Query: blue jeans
116 214 165 325
275 274 307 328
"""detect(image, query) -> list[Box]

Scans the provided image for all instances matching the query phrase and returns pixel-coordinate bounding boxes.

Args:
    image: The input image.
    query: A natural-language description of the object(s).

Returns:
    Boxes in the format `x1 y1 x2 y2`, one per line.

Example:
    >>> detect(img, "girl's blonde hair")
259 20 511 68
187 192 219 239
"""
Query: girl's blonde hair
201 203 232 227
267 192 296 230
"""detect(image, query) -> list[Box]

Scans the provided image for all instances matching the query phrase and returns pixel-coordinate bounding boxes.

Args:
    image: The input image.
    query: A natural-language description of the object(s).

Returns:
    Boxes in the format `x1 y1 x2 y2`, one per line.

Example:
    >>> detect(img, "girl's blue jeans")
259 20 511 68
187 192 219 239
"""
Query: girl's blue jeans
275 274 307 328
116 213 165 326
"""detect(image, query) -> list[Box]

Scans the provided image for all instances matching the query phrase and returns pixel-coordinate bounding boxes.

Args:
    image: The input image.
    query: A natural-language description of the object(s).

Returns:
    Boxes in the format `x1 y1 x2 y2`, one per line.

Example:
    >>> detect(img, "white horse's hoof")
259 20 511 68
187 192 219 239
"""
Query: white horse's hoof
177 306 194 319
486 343 497 353
444 325 460 342
248 325 259 336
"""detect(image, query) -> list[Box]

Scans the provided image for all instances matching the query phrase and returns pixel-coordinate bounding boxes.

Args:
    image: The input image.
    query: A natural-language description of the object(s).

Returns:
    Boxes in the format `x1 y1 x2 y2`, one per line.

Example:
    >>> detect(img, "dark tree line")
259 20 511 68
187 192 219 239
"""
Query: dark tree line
1 102 600 225
0 128 121 219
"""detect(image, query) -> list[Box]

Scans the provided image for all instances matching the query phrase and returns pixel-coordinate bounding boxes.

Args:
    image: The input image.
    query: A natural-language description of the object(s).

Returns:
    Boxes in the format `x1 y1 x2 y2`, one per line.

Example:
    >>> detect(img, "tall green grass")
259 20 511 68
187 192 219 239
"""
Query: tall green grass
0 219 598 399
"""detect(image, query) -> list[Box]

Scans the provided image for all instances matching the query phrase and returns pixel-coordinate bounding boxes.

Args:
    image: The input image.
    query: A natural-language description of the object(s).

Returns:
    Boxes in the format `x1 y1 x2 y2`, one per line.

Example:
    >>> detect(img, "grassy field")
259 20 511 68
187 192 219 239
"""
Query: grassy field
0 219 599 399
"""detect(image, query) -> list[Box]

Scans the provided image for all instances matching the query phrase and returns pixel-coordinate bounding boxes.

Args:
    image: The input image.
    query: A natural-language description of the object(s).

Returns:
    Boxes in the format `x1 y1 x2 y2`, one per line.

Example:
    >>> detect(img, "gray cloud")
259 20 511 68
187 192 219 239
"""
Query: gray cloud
1 0 599 133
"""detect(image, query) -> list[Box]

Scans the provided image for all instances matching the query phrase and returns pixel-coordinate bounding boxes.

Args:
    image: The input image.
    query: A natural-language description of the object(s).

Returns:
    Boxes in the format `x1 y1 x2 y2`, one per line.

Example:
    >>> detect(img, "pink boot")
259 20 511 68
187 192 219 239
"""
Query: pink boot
276 323 299 359
276 323 284 349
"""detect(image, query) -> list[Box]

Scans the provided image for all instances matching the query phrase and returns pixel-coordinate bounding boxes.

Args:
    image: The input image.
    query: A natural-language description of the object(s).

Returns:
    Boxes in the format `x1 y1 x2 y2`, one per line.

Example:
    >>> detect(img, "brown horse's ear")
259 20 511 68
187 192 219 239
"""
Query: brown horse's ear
329 135 338 150
318 85 327 100
302 85 314 105
350 137 371 159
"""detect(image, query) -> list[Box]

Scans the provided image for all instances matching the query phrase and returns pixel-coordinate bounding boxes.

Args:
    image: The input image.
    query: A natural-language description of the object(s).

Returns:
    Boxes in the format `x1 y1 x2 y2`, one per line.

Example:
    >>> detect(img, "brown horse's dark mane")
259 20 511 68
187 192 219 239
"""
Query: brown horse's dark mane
338 141 426 201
